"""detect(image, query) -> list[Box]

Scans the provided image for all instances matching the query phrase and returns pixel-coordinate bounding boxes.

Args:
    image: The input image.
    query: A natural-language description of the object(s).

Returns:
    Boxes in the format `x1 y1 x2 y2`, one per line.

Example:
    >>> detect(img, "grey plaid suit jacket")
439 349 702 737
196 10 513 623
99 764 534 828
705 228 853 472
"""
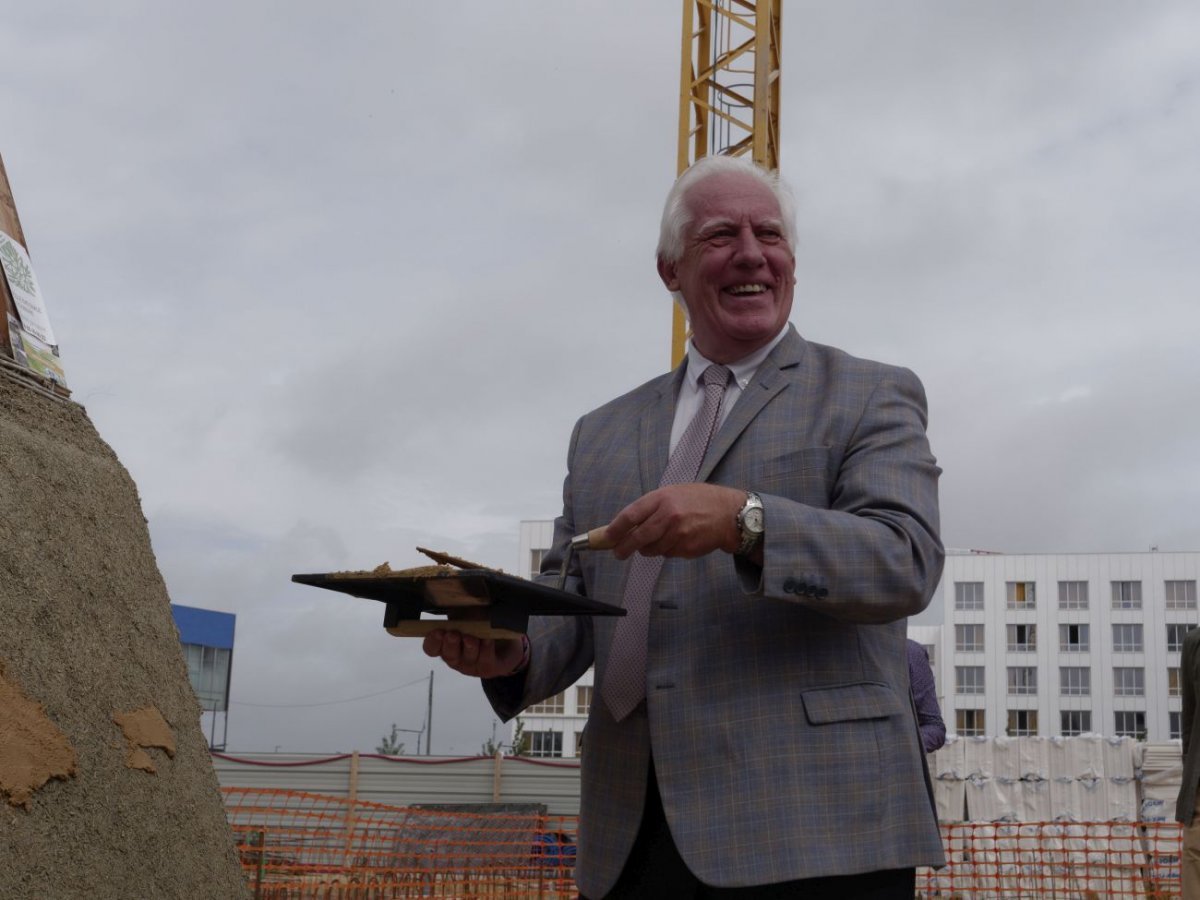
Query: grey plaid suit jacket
486 325 946 895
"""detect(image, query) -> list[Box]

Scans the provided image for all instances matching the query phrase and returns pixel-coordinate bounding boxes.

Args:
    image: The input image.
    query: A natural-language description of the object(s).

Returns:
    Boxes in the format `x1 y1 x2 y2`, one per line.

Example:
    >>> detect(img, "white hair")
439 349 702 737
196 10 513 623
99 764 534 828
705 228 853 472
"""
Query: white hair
656 155 797 265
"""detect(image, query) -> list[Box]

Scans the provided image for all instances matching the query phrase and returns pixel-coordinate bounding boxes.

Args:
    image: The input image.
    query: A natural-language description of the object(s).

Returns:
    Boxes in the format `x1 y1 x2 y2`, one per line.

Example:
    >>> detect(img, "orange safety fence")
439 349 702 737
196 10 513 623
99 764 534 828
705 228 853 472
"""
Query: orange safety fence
224 789 1185 899
916 821 1183 899
223 787 579 899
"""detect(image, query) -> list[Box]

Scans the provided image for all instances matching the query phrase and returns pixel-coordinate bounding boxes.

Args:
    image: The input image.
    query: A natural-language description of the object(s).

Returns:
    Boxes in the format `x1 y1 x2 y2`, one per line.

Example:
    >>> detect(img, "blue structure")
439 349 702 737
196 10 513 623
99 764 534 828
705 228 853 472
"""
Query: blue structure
171 603 235 750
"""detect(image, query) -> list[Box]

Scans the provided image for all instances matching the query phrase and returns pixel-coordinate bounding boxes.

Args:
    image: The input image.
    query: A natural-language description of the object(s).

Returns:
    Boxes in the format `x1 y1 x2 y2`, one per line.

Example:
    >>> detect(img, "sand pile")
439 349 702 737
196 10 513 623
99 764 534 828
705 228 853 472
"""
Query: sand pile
0 373 247 898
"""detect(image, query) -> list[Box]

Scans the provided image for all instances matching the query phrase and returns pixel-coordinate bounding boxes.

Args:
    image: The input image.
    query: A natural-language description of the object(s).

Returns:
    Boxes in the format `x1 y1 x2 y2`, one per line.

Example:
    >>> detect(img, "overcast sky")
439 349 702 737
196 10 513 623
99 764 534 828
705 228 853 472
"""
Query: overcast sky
3 2 1197 755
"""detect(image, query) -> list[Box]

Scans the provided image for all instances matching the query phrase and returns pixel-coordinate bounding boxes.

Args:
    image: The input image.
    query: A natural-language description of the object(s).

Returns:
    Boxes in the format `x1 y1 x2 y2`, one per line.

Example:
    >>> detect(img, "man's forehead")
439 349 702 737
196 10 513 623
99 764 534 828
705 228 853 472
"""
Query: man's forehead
686 173 782 227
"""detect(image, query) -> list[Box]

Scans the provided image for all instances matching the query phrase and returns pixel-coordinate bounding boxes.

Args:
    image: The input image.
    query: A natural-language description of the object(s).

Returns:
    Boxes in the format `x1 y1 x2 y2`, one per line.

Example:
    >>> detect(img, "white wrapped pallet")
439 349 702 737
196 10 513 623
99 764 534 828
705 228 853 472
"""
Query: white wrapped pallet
990 736 1021 781
966 771 1013 823
933 773 966 824
930 735 966 823
1017 736 1050 782
1068 733 1105 781
1048 738 1085 821
1077 774 1110 821
1017 774 1052 822
1102 735 1136 779
1140 741 1184 813
961 735 994 780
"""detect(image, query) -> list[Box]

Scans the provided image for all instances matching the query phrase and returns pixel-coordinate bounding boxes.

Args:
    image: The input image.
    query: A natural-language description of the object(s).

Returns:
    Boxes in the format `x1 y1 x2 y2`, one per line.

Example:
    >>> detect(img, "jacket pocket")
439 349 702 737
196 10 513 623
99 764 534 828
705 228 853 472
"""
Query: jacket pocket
801 682 904 725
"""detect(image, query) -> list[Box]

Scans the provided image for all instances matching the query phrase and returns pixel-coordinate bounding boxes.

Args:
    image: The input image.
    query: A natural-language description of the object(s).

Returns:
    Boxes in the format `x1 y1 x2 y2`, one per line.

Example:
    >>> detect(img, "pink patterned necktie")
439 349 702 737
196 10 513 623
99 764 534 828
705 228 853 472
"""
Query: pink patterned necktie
602 363 731 721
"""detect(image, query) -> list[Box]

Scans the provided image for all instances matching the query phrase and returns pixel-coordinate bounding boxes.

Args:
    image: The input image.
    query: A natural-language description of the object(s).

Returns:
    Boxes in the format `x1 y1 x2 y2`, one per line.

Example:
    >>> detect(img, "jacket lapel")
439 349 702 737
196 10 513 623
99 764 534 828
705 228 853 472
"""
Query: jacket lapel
639 364 687 492
697 326 807 483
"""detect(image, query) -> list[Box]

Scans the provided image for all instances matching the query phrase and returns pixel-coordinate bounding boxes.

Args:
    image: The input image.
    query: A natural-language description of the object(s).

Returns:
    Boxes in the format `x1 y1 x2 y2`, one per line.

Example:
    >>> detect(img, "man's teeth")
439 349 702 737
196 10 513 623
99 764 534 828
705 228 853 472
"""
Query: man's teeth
727 284 766 295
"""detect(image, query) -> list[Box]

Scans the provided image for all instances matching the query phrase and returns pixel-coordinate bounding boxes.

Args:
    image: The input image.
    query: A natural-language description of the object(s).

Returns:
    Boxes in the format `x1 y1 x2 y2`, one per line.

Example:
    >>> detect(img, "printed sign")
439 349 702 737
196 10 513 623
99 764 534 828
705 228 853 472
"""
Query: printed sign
0 230 56 346
6 312 66 386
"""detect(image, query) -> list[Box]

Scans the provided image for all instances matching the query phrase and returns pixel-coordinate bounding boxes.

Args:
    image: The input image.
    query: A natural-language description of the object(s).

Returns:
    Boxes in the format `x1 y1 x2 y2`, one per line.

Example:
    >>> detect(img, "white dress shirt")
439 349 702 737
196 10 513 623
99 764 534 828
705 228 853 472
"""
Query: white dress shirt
668 327 789 454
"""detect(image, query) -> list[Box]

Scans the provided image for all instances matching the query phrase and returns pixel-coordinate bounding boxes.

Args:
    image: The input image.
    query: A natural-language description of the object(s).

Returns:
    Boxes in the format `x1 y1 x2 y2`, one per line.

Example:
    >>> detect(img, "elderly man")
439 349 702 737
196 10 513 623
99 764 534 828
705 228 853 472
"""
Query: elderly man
424 156 945 898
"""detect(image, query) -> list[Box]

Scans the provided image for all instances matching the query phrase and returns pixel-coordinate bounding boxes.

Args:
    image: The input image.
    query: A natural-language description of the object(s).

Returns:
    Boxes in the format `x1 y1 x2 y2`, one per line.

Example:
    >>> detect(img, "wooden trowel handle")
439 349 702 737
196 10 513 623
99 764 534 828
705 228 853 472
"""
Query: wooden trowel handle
571 526 615 552
557 526 616 591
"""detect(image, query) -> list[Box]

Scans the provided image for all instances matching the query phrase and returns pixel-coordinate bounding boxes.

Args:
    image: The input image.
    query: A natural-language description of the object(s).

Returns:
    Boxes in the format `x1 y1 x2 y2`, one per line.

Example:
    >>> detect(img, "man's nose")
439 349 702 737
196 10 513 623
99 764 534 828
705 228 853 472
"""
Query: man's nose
731 226 766 265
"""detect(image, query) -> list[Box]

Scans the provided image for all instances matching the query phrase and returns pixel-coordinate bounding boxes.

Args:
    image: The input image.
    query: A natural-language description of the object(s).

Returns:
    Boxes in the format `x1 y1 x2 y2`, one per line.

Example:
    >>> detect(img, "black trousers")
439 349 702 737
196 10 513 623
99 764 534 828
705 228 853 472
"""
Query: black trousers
592 763 916 900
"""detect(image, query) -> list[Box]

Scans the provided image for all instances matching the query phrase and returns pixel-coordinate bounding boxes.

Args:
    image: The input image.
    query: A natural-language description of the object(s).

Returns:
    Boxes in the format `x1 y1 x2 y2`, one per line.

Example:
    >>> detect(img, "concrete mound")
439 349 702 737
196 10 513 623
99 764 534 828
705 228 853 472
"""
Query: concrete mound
0 373 247 898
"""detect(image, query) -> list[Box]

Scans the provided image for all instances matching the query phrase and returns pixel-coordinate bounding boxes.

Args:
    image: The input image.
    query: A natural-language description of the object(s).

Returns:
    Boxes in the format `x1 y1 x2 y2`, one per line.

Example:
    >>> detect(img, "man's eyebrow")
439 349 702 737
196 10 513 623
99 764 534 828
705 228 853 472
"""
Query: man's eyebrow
693 218 736 237
694 216 784 236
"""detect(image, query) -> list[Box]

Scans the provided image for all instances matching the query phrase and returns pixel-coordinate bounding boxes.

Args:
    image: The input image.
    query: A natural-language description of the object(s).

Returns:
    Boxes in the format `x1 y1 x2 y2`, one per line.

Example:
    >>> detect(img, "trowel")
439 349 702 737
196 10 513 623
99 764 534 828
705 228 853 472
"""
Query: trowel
556 526 615 590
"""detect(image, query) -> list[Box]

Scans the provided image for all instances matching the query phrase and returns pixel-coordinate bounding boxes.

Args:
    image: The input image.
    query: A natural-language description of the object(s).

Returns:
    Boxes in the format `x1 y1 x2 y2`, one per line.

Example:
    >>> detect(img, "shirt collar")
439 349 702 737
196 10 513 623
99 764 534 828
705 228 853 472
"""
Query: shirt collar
684 327 789 391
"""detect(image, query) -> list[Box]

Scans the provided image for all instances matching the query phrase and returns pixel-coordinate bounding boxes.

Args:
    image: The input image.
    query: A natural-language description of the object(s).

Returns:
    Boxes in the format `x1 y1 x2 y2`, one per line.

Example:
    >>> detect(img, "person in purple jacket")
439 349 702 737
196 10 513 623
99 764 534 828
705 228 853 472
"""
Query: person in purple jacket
908 639 946 753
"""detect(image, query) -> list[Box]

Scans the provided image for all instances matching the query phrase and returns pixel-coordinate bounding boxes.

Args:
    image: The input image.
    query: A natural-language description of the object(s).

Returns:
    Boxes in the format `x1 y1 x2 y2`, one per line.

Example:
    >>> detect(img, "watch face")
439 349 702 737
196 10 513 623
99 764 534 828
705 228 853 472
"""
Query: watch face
744 507 764 533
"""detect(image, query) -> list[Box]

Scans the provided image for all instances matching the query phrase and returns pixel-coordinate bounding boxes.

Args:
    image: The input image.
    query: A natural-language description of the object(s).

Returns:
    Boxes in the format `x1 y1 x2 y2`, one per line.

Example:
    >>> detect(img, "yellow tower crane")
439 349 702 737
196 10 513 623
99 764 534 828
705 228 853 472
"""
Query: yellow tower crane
671 0 782 366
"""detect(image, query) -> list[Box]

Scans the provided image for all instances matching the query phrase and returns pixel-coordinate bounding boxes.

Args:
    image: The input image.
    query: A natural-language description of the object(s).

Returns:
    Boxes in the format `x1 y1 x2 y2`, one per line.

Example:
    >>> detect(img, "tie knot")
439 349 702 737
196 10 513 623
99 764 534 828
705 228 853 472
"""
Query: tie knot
702 364 730 389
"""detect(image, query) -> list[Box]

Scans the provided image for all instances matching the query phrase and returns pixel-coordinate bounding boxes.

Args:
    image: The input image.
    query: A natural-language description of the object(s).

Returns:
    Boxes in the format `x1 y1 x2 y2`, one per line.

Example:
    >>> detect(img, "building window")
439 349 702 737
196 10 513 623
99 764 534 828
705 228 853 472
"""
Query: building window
528 548 546 578
956 666 985 695
1057 581 1089 610
1111 580 1142 610
1171 712 1183 740
1060 667 1091 696
1113 667 1144 697
1007 667 1037 695
956 624 984 652
1114 711 1145 739
1166 580 1198 610
1007 624 1036 652
957 709 985 737
575 685 592 716
1007 582 1036 609
1168 624 1195 653
575 730 585 757
1007 710 1038 737
1112 624 1143 653
1059 624 1090 652
527 692 565 714
1170 667 1182 698
1061 710 1092 736
183 643 233 711
955 582 984 611
527 731 563 758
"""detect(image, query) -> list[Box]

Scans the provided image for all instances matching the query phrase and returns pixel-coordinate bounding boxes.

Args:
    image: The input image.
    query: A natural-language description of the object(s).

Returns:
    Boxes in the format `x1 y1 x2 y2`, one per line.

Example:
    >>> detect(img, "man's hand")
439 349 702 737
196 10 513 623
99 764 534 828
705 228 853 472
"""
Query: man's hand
422 630 524 679
606 483 744 561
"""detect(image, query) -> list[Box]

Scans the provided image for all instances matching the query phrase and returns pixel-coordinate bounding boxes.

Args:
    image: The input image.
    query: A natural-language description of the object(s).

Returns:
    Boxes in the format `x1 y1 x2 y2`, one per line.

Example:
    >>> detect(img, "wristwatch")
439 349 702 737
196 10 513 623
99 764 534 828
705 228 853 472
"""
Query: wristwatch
735 491 765 556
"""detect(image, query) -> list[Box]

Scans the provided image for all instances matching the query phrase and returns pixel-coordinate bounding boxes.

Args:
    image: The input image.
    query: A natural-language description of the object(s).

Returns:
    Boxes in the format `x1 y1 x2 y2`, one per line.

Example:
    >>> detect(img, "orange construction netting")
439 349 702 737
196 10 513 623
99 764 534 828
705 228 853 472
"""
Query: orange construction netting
918 820 1182 898
224 789 1184 898
223 787 578 898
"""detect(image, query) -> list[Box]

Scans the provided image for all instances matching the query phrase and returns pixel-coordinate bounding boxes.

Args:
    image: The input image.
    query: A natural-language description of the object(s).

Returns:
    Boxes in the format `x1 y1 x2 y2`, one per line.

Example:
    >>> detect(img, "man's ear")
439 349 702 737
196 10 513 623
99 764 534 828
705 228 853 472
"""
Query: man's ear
657 255 680 292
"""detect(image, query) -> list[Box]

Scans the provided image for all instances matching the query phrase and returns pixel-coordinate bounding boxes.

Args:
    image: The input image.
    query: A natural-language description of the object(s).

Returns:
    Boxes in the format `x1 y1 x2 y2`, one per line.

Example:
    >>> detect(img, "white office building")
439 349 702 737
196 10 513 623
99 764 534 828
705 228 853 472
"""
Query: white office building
931 549 1198 742
514 521 1199 754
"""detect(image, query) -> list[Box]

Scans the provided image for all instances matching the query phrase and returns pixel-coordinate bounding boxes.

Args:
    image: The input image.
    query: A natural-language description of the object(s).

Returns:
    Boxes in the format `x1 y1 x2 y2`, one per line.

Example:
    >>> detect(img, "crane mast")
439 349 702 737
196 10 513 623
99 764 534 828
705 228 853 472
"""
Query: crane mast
671 0 783 365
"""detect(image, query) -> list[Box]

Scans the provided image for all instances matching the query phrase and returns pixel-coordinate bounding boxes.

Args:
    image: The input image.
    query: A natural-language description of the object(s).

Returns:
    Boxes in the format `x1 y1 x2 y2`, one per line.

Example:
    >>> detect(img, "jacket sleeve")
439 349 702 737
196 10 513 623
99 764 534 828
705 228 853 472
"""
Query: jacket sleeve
908 643 947 753
755 366 944 623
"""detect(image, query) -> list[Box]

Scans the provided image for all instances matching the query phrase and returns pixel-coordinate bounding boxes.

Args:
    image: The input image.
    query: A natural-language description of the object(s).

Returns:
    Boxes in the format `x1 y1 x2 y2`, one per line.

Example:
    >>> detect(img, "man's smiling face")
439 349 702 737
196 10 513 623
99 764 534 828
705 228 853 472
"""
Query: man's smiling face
658 170 796 364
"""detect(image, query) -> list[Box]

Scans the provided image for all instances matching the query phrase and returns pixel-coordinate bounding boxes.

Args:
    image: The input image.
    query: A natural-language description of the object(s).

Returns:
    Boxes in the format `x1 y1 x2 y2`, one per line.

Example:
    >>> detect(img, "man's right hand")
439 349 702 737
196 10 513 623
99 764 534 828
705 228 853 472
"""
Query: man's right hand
422 629 525 679
606 482 745 560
